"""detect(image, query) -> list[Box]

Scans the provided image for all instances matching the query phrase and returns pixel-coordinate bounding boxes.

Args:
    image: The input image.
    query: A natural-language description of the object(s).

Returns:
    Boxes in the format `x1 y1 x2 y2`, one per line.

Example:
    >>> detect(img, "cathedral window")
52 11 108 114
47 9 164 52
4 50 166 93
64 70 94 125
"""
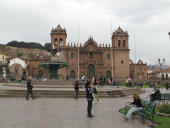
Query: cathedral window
121 60 124 64
106 70 111 79
89 52 93 59
54 38 58 44
60 38 63 46
71 53 74 59
107 54 110 60
118 40 121 47
70 70 75 79
123 40 126 47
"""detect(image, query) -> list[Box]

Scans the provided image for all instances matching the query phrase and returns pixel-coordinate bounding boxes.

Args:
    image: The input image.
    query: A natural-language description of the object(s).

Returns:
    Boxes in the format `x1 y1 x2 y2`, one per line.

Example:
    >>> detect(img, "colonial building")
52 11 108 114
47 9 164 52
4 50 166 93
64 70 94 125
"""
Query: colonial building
27 55 50 79
0 54 8 64
148 67 170 80
0 54 9 80
8 58 27 79
50 25 130 80
129 60 148 81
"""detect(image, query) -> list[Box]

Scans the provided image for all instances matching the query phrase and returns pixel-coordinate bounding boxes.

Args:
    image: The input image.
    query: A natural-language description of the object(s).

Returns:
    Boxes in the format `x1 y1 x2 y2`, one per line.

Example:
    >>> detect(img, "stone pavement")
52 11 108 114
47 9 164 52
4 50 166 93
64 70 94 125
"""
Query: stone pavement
0 86 169 128
0 98 149 128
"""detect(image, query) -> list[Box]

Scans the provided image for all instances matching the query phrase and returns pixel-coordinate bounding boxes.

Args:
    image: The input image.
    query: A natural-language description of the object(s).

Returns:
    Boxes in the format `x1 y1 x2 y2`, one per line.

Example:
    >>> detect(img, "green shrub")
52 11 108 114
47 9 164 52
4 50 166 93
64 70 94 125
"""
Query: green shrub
17 52 23 57
157 104 170 114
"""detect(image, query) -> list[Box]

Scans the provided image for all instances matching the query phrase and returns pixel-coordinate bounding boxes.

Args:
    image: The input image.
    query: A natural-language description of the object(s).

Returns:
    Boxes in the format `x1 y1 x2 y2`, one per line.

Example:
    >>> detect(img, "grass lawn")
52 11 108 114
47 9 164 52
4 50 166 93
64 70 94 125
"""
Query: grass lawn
8 81 21 83
1 80 21 84
119 108 170 128
119 84 166 89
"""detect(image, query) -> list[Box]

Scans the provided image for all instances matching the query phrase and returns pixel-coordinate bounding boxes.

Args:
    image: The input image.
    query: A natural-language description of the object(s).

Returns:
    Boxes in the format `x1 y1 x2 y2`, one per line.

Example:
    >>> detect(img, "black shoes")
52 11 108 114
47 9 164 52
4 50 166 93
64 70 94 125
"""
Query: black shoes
87 114 93 118
26 97 35 100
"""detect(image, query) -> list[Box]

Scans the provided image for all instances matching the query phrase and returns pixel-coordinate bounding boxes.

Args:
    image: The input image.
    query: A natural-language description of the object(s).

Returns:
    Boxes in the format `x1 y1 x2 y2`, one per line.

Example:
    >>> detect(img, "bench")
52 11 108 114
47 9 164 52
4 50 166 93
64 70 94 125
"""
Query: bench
152 93 170 105
125 100 156 123
160 93 170 103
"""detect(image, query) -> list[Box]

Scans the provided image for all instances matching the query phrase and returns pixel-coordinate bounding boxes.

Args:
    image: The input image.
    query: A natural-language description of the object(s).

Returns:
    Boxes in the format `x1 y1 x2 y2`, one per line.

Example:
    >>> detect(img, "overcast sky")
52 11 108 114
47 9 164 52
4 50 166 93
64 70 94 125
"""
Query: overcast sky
0 0 170 65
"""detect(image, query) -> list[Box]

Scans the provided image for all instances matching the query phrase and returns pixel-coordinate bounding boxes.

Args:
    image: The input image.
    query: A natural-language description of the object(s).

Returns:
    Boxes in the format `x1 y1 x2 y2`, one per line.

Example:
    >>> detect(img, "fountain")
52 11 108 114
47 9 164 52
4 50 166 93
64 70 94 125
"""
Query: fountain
38 49 69 79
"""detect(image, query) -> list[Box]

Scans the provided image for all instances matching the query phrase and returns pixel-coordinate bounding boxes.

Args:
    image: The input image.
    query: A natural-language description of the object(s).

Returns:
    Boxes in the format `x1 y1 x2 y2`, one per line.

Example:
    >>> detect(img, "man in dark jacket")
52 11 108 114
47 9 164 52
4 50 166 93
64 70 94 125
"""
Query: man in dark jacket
150 88 161 102
86 81 94 117
26 76 35 100
74 80 79 98
166 82 169 90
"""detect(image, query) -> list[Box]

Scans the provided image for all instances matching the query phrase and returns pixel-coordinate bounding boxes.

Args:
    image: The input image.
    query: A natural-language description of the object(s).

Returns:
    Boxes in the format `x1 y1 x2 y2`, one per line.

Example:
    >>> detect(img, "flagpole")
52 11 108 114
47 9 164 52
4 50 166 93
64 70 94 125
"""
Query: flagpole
111 20 113 79
77 18 80 80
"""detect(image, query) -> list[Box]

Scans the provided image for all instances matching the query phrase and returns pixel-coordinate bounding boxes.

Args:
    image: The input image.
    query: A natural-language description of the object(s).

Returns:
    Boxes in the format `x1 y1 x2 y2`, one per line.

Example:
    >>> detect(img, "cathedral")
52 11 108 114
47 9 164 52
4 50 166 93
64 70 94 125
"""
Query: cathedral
50 25 130 80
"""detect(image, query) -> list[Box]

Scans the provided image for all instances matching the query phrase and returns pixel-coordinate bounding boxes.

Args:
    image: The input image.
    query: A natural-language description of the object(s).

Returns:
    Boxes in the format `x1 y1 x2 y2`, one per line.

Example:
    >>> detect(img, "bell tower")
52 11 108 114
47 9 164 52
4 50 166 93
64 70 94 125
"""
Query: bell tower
50 24 67 49
112 27 129 48
112 27 130 79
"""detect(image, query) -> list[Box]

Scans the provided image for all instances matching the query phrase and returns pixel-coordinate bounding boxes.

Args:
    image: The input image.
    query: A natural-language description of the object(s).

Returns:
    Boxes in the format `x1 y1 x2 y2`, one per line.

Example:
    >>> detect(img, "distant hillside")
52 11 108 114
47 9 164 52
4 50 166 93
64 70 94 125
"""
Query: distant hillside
6 40 44 49
0 45 50 60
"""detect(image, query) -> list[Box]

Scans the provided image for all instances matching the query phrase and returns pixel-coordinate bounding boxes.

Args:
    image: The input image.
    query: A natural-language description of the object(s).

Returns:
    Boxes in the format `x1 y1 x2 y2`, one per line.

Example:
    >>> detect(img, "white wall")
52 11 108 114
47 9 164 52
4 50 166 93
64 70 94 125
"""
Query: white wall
9 58 26 68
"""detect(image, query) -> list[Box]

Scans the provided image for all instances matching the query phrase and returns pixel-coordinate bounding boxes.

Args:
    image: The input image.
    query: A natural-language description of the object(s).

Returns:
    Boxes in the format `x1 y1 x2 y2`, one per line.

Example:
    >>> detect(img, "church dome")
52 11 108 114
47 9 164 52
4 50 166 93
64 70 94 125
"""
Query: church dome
138 60 143 64
84 36 98 48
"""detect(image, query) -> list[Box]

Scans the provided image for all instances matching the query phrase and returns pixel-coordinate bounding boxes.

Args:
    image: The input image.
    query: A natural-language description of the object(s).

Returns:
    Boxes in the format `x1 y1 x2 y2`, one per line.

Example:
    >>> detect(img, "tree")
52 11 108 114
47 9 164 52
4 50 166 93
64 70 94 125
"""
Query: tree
6 40 44 49
44 43 51 51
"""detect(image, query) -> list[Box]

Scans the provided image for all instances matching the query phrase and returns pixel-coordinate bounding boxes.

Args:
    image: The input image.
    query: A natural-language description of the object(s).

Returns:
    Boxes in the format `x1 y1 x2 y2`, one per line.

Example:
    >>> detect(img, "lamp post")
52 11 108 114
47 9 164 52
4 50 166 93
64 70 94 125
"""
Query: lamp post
158 58 165 86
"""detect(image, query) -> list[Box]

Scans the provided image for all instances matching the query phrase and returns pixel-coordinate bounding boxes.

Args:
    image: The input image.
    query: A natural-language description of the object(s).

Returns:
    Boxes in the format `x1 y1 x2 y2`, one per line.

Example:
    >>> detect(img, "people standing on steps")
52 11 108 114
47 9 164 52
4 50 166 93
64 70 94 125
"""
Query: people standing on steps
26 76 35 100
74 80 79 99
85 81 94 117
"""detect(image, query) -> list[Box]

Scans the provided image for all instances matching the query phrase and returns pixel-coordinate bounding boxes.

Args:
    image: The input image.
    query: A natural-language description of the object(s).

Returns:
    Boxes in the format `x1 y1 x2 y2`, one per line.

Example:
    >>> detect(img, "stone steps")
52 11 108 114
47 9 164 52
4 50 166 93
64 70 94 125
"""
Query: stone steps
21 80 77 85
0 88 145 98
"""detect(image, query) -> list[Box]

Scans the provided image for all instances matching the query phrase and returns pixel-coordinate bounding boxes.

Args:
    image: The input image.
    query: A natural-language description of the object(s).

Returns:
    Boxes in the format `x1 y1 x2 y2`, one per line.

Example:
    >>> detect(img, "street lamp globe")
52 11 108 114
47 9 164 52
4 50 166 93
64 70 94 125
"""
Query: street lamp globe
158 58 160 63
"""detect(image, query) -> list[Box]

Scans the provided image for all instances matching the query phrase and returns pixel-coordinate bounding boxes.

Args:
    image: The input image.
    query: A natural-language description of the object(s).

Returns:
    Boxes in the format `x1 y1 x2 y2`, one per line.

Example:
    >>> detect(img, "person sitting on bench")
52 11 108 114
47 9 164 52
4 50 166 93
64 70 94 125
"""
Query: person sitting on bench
150 88 161 102
124 93 142 120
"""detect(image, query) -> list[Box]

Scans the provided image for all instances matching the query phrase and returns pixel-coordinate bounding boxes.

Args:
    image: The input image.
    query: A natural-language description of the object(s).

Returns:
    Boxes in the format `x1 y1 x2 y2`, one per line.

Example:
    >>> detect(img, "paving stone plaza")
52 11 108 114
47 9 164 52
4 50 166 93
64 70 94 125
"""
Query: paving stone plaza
0 85 169 128
0 98 148 128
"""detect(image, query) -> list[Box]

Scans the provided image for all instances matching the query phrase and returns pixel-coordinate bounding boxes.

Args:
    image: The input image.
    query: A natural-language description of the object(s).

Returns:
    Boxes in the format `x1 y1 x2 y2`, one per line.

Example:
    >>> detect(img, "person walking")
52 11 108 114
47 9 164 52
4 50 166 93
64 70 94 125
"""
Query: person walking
26 76 35 100
74 80 79 99
86 81 94 117
124 93 142 120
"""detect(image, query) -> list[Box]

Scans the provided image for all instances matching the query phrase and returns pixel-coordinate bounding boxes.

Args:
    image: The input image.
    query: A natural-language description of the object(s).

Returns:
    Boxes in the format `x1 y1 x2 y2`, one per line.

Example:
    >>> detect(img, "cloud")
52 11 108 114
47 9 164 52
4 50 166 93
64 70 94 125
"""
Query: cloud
0 0 170 64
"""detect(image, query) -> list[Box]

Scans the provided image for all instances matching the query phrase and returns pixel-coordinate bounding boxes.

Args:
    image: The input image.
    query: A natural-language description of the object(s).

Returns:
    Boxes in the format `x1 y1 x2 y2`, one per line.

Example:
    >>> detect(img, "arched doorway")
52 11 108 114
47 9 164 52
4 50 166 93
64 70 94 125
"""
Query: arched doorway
87 64 95 79
106 70 111 79
70 70 75 79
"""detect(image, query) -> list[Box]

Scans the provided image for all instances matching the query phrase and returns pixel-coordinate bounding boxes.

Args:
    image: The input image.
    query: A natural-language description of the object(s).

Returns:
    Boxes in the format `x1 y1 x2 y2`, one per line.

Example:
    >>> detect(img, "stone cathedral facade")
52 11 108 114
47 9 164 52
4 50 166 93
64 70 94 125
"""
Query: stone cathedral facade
50 25 130 80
